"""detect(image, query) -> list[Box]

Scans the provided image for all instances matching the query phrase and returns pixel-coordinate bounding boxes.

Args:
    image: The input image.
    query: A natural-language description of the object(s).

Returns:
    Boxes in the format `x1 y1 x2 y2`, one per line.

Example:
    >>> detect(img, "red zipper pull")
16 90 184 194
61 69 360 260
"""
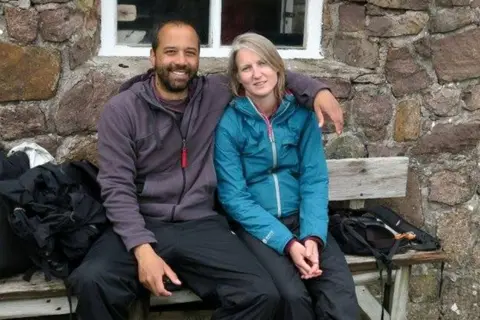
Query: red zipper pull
181 139 188 168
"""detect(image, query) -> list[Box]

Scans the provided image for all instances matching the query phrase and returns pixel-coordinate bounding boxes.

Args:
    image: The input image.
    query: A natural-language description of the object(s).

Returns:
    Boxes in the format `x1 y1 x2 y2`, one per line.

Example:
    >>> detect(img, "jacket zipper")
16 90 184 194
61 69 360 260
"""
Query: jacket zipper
248 98 282 217
170 123 188 220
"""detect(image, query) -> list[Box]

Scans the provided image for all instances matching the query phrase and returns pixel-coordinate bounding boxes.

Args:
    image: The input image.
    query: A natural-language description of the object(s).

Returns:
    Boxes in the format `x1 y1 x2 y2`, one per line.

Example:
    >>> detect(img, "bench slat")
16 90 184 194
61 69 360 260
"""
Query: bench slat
0 250 445 301
327 157 409 201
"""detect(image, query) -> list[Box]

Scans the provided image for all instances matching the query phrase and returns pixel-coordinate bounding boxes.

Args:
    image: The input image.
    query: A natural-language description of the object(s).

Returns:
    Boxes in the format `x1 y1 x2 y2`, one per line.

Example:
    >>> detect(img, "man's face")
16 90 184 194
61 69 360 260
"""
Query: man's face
150 24 200 94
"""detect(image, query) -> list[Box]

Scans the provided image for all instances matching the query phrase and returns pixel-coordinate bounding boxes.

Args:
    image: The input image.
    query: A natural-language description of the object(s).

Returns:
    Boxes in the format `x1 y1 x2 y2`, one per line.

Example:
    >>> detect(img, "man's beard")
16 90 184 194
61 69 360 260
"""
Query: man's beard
155 64 197 93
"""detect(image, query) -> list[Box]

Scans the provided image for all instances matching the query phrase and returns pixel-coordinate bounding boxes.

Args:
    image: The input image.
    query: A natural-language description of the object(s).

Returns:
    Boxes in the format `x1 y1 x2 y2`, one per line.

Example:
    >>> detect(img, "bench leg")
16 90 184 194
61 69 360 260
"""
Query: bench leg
390 266 410 320
128 297 149 320
356 285 391 320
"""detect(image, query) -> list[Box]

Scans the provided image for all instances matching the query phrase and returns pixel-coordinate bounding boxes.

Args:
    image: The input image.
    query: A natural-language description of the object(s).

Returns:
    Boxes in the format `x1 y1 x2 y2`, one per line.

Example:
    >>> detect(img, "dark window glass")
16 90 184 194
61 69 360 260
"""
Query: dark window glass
117 0 210 46
221 0 305 46
116 0 305 47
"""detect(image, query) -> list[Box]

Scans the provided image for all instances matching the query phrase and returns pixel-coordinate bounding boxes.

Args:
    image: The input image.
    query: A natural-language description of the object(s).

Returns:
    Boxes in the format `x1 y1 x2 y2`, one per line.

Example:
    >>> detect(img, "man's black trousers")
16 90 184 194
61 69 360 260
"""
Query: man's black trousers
67 215 280 320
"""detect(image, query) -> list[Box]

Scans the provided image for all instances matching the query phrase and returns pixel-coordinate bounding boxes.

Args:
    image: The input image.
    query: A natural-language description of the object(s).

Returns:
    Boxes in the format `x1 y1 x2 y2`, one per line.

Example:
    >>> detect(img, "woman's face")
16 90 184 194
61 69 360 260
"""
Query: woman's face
235 48 278 100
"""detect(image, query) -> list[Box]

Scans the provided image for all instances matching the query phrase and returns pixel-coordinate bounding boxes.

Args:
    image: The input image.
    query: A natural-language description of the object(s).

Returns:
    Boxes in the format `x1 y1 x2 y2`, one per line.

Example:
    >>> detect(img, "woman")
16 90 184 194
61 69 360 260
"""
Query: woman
214 33 358 320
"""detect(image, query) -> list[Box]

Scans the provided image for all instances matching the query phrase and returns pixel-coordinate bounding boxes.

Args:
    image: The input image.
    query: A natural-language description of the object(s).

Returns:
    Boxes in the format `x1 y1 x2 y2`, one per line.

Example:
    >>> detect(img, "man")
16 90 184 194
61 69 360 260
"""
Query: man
67 19 344 320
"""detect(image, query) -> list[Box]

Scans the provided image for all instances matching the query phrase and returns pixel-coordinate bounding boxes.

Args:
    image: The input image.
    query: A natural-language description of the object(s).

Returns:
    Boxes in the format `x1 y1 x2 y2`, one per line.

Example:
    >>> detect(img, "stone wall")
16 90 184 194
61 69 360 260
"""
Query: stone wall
0 0 479 319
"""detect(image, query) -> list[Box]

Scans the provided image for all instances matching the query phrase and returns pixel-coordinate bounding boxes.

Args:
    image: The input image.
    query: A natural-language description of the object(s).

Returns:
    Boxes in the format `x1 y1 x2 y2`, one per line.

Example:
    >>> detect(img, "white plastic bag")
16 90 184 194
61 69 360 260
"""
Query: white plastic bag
7 142 56 168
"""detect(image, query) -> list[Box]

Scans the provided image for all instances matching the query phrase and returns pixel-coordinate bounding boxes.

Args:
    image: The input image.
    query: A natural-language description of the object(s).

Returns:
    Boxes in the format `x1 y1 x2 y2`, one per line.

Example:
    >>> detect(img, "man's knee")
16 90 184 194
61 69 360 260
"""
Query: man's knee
68 260 107 294
245 279 281 311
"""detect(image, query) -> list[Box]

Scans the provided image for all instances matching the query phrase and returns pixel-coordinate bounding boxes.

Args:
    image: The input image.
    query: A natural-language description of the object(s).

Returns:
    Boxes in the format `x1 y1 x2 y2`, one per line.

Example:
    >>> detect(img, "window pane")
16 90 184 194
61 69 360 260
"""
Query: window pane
117 0 210 46
221 0 305 46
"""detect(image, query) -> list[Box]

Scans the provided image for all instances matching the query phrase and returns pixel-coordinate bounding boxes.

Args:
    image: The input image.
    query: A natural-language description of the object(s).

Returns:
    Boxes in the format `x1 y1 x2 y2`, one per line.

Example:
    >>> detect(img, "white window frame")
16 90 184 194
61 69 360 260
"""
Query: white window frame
99 0 324 59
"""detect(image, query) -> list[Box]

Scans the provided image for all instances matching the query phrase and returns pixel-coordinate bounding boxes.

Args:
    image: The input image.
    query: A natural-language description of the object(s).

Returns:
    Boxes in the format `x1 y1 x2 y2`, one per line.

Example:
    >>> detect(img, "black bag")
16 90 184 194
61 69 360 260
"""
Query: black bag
328 205 441 318
0 196 32 277
0 151 32 278
329 205 440 259
0 160 108 281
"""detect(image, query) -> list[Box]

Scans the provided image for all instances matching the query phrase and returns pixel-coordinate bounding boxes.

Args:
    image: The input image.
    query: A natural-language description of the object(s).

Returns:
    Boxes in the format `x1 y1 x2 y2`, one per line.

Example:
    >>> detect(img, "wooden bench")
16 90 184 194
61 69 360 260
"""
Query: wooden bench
0 157 446 320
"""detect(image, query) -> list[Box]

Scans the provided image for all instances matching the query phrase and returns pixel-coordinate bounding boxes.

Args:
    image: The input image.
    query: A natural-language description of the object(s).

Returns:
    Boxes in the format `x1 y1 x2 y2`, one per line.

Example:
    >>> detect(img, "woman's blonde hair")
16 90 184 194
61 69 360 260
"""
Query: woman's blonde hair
228 33 286 101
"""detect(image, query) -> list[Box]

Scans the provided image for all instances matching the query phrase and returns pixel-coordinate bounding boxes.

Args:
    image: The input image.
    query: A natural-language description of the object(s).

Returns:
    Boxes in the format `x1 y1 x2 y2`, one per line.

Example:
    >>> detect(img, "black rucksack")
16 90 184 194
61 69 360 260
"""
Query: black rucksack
0 160 108 281
328 205 441 318
0 151 32 278
329 205 440 259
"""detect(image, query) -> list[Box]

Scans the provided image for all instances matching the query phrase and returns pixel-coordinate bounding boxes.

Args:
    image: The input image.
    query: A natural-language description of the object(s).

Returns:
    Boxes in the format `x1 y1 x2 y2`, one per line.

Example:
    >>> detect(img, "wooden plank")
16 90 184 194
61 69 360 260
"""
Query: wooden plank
0 250 445 300
327 157 409 201
346 250 446 272
0 296 76 319
390 266 410 320
356 286 391 320
352 270 397 286
0 291 203 319
0 273 66 300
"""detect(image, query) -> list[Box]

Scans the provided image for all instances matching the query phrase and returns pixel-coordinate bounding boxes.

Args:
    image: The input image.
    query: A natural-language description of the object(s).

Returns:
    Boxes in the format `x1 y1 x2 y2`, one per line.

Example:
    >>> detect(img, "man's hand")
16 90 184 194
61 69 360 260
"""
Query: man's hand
304 239 322 279
313 90 344 135
134 244 181 297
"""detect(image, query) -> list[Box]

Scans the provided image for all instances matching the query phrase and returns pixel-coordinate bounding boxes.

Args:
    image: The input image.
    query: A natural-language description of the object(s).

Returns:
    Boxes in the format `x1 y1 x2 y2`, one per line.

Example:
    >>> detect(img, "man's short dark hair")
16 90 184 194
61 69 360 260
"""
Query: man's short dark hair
151 18 200 51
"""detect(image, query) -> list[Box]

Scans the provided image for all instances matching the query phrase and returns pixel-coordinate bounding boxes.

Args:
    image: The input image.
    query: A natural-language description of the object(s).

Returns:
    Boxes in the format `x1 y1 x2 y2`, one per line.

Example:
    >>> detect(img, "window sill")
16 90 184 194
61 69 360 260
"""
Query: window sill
89 56 372 83
98 45 323 60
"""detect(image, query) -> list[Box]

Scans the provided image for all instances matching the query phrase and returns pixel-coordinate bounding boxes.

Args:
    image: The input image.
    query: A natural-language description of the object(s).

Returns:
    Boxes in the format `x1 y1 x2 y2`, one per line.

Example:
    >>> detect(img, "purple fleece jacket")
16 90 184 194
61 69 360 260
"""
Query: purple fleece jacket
97 69 329 251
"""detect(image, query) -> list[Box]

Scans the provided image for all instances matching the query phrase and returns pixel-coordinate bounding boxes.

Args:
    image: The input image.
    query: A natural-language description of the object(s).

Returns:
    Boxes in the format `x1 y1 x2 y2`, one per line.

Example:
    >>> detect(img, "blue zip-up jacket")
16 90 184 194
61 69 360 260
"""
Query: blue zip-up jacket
214 94 329 254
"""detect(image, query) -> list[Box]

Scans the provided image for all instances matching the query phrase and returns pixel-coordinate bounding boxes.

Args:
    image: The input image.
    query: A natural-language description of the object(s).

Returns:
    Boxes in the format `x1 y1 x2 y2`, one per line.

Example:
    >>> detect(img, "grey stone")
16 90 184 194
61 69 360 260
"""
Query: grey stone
409 274 441 303
394 98 421 142
56 135 98 165
69 35 97 69
436 0 473 6
365 4 405 16
325 134 367 159
425 87 463 117
440 277 480 320
413 37 432 58
0 42 61 102
55 71 120 135
353 74 386 85
18 0 30 9
412 123 480 154
316 77 352 99
323 3 333 31
367 0 429 10
366 143 407 157
429 171 474 206
351 90 393 140
385 47 431 97
0 104 47 140
338 4 365 32
39 7 83 42
407 302 442 320
464 85 480 111
429 8 477 33
432 29 480 82
34 3 62 11
5 7 38 44
32 0 69 3
367 12 429 37
333 35 379 69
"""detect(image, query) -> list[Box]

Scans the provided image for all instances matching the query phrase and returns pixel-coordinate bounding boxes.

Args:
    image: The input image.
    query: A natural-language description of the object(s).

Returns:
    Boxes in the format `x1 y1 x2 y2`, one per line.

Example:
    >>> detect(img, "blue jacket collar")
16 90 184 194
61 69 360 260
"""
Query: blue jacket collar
230 93 297 122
